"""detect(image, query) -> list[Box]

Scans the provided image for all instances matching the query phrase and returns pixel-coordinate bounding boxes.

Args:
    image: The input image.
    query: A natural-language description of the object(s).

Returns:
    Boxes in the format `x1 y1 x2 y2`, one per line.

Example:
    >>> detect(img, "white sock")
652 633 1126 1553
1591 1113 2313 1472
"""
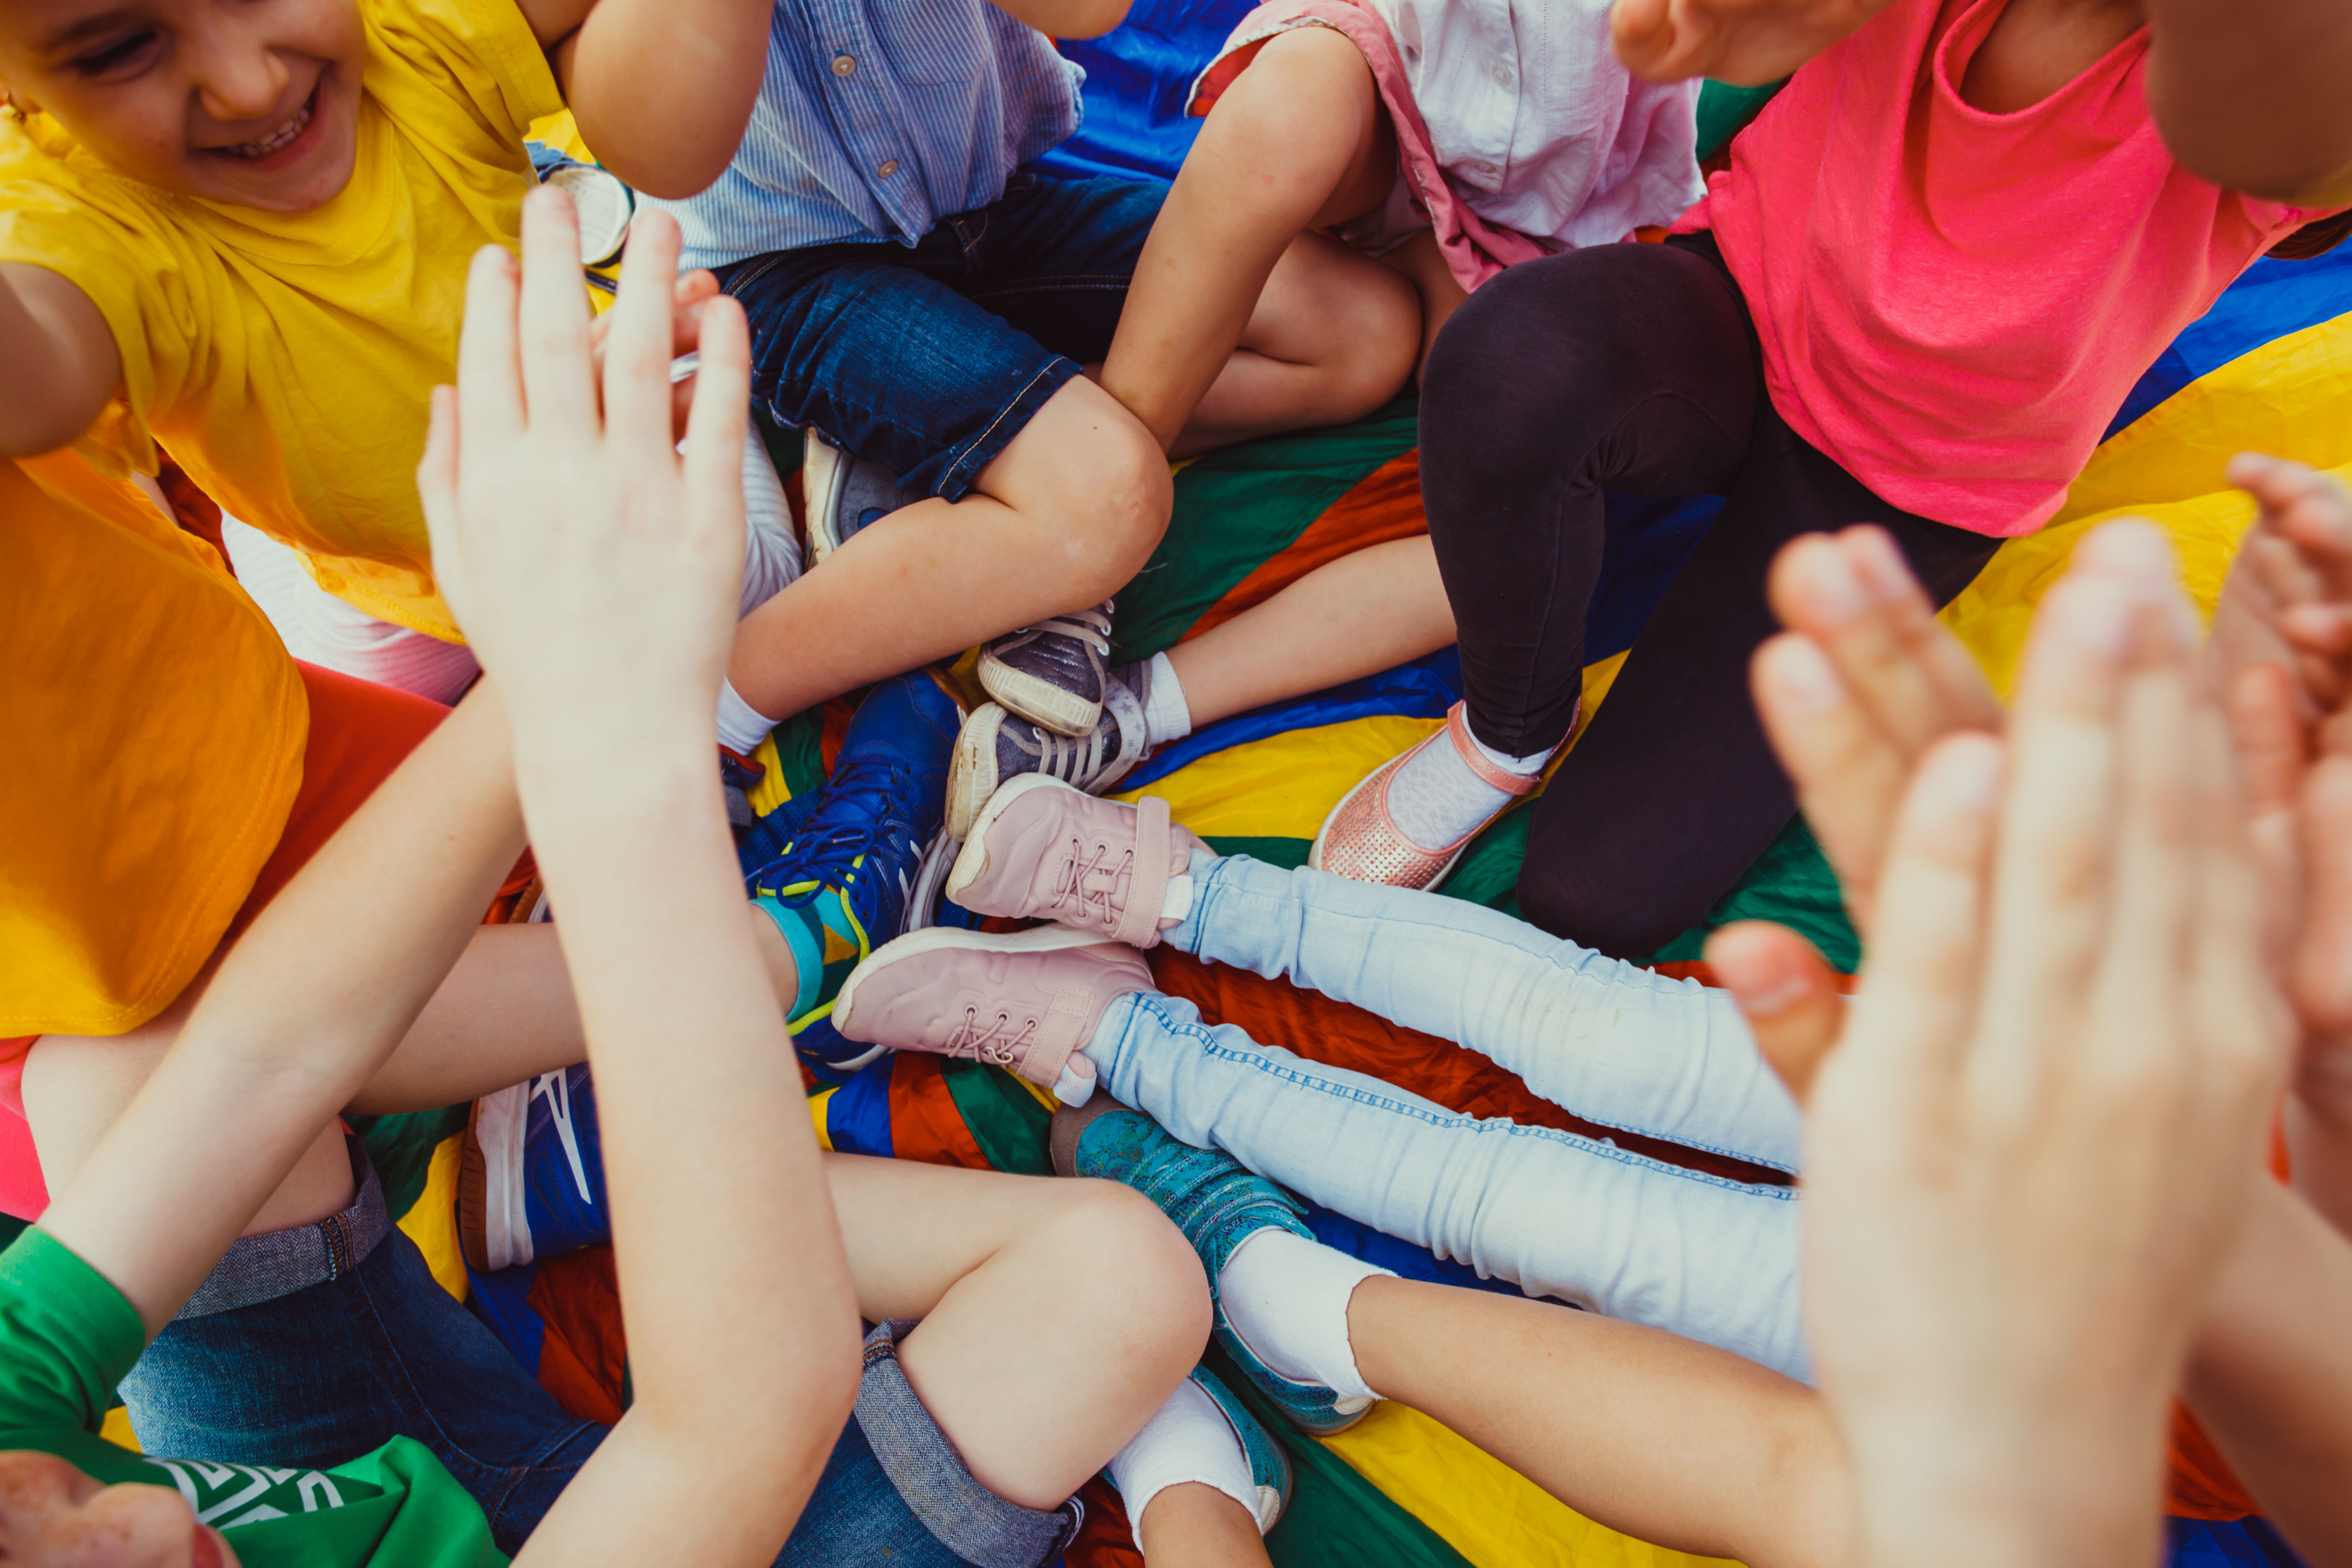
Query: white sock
1216 1230 1386 1403
1468 730 1550 776
1141 652 1193 747
1110 1377 1268 1545
1385 731 1512 851
716 676 780 756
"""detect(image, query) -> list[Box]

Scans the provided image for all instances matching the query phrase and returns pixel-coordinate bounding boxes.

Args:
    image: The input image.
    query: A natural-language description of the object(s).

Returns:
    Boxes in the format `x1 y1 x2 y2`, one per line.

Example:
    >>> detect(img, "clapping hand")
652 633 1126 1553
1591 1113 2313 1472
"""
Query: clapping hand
1609 0 1894 85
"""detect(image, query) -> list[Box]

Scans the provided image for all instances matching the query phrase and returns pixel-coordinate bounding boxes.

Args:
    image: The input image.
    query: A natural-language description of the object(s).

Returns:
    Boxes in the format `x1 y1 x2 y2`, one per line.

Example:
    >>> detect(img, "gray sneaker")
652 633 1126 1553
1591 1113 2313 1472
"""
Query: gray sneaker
947 660 1153 841
803 426 917 565
978 600 1114 737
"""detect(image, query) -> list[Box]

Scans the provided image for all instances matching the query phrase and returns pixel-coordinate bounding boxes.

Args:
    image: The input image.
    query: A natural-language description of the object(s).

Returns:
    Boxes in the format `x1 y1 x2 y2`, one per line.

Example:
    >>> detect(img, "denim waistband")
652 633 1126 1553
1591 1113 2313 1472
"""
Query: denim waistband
176 1137 389 1320
857 1319 1083 1568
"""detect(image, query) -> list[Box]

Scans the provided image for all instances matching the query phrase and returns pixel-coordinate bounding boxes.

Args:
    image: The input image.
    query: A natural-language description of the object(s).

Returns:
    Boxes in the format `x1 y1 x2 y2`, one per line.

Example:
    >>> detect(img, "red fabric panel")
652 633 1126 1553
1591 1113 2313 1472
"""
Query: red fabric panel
527 1247 630 1426
1181 451 1430 643
886 1054 994 1169
1070 1476 1145 1568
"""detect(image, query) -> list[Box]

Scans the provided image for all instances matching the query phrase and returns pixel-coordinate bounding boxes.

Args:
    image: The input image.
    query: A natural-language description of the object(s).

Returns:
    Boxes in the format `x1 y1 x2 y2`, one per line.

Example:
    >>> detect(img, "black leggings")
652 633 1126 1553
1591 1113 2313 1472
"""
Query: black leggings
1419 234 2001 958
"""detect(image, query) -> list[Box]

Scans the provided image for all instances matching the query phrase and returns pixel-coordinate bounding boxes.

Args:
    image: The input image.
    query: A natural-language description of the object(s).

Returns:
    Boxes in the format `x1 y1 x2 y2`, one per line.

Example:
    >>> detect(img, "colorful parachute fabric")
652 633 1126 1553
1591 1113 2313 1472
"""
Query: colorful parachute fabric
377 21 2347 1568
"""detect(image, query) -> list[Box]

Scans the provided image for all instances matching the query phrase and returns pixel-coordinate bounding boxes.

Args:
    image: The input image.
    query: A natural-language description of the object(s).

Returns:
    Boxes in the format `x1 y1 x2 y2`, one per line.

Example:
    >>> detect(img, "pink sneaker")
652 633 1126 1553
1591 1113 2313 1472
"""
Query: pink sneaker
1308 701 1547 890
831 926 1153 1101
946 776 1206 948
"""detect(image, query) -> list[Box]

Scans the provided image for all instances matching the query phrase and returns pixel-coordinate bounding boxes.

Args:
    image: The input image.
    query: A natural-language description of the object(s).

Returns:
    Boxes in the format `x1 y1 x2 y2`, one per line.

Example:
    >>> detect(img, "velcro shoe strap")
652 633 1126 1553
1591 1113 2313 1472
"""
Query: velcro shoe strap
1116 796 1174 949
1445 702 1545 797
1034 984 1097 1087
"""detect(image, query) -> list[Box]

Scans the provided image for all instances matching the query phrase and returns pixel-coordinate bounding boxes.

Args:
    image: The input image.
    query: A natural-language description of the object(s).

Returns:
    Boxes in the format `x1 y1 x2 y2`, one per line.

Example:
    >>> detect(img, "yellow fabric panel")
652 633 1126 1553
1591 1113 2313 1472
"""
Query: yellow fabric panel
748 727 798 818
810 1086 839 1151
101 1406 139 1453
1322 1403 1740 1568
526 111 597 165
0 456 306 1037
398 1137 471 1302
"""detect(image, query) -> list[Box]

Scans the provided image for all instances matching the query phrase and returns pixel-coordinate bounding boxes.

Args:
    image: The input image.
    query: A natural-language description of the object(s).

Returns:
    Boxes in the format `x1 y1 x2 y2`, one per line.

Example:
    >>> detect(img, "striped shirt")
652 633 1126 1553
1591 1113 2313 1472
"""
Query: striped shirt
646 0 1087 271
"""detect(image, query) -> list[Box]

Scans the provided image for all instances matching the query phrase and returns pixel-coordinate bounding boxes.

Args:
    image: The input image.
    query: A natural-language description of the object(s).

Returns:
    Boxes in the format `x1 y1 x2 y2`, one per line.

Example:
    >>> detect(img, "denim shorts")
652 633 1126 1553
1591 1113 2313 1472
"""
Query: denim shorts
713 163 1168 502
121 1142 1080 1568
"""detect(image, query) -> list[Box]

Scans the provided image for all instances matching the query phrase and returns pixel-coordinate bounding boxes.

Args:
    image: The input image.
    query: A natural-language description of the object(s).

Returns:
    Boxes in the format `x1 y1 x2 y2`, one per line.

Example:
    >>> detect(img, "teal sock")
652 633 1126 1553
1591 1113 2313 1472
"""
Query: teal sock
751 892 865 1025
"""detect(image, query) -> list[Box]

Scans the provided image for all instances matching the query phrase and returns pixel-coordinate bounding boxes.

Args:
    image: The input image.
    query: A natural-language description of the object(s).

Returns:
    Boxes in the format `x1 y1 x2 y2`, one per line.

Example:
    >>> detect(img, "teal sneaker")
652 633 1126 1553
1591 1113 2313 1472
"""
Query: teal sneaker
1108 1364 1293 1534
1053 1098 1374 1436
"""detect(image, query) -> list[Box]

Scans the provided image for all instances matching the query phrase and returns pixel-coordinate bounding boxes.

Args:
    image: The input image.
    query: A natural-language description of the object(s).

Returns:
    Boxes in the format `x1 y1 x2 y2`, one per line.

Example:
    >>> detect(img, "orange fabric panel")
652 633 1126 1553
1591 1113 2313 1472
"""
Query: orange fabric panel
1145 951 1792 1188
887 1054 995 1169
2164 1404 2257 1520
1182 451 1431 642
528 1247 631 1426
1070 1477 1144 1568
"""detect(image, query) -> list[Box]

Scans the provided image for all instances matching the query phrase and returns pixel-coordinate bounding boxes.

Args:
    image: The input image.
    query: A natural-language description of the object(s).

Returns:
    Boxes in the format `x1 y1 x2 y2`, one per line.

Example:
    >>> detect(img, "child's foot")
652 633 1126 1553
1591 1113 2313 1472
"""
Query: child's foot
745 671 960 1081
458 1066 607 1273
947 776 1204 948
946 656 1159 838
831 926 1152 1101
1052 1098 1381 1436
1110 1364 1293 1540
979 600 1115 737
1310 700 1553 891
803 426 916 566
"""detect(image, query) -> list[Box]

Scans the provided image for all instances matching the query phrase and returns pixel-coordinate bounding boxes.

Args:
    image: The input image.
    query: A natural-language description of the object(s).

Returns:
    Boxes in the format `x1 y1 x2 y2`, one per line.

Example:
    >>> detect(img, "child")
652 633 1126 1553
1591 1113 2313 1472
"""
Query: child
1096 0 1703 454
650 0 1425 768
0 0 783 701
1315 0 2352 954
843 509 2352 1566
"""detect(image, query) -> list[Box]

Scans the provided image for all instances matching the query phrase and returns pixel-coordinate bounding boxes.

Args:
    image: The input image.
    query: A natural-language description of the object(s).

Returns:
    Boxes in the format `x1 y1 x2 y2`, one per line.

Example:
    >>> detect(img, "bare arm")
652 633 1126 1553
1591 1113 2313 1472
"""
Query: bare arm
0 263 119 459
2144 0 2352 207
1609 0 1894 87
420 190 860 1567
986 0 1132 41
514 0 772 200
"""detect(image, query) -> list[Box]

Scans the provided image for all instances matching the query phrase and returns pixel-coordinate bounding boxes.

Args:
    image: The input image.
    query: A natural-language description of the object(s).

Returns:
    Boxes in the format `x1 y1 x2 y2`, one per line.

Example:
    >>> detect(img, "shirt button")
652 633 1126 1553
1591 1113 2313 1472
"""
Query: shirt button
877 159 899 177
1491 61 1512 85
831 53 856 76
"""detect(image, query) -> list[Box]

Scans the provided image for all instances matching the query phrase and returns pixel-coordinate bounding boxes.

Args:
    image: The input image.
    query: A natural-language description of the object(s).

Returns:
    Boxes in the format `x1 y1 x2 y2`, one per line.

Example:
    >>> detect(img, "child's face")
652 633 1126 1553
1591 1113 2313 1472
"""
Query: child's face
0 1452 240 1567
0 0 363 211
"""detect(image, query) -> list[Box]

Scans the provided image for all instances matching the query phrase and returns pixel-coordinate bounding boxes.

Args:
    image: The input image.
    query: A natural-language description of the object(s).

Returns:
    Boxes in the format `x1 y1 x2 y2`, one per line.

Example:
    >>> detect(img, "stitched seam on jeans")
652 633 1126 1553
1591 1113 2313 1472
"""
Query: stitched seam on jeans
940 361 1065 493
1129 995 1795 1198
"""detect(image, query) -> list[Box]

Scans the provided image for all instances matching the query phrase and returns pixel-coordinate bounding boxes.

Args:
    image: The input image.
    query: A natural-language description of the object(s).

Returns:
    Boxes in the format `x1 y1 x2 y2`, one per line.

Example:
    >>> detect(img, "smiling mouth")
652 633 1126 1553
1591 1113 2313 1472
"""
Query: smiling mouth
215 85 315 159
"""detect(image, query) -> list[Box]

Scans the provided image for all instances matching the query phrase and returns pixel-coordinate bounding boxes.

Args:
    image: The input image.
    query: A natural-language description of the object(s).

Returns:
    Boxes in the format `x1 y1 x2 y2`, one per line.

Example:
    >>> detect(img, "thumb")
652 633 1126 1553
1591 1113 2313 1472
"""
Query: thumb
1705 920 1847 1106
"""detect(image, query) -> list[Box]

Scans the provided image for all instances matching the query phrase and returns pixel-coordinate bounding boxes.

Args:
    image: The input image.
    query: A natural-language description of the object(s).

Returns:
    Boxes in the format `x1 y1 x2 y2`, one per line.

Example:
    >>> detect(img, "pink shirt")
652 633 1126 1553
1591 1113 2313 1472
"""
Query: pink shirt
1676 0 2324 536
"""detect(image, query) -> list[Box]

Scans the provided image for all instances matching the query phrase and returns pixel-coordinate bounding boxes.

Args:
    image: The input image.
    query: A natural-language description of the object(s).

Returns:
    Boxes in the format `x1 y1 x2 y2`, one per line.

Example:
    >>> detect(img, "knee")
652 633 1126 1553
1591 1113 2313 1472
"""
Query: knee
1044 1181 1213 1369
1039 404 1174 597
1313 261 1419 423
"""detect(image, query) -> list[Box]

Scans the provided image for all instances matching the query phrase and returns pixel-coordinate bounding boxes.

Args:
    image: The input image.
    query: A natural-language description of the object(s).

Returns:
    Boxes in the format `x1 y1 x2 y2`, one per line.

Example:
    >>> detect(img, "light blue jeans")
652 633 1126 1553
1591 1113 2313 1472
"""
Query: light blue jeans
1084 851 1811 1382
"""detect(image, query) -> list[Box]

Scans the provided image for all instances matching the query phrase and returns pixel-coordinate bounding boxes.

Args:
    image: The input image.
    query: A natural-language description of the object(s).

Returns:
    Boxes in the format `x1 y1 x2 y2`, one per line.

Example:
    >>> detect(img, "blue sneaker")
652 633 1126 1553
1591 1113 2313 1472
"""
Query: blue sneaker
1052 1098 1375 1436
459 1065 608 1272
745 671 961 1082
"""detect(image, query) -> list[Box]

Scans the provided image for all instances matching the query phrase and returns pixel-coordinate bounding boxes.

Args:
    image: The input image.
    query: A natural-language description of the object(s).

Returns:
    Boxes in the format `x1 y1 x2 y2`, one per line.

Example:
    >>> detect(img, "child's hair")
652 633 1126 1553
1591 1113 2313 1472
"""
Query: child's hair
2271 209 2352 260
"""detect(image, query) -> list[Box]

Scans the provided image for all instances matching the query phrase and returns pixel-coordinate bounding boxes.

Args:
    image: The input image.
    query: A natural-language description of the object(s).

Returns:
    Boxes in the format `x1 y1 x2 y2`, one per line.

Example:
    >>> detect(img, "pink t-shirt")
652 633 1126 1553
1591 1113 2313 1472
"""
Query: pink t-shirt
1676 0 2326 537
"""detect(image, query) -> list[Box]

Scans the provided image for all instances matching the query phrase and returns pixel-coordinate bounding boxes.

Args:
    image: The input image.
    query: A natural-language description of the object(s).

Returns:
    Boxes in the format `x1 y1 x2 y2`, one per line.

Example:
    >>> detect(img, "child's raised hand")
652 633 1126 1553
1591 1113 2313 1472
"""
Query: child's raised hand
588 266 726 441
1610 0 1894 86
418 190 751 769
1753 529 2290 1563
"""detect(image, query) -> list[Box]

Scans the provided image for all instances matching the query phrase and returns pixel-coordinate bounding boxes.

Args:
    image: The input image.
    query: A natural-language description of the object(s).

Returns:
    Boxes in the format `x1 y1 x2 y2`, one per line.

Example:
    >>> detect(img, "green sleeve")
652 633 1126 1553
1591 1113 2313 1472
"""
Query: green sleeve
0 1229 148 1436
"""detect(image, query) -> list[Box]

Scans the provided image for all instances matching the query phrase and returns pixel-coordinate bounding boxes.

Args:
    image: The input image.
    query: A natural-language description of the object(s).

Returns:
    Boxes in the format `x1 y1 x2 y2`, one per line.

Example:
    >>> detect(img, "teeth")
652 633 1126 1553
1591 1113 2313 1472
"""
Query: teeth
223 98 310 158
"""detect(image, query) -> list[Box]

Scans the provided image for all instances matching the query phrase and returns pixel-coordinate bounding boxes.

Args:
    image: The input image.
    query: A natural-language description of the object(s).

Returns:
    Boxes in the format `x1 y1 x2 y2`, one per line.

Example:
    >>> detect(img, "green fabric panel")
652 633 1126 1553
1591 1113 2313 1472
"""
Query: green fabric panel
350 1106 470 1222
1202 836 1311 871
1694 77 1789 160
939 1060 1053 1176
770 707 829 799
753 408 805 477
0 1215 26 1253
1113 396 1422 663
1429 800 1533 917
1640 814 1861 972
1202 1344 1476 1568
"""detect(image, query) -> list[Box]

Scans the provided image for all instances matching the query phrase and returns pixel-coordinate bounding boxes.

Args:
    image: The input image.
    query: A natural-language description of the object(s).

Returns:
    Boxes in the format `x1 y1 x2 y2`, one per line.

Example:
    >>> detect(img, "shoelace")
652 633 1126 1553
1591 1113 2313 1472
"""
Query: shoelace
997 599 1114 658
1051 835 1134 927
946 1007 1037 1068
1015 721 1116 787
529 1071 596 1207
746 757 923 910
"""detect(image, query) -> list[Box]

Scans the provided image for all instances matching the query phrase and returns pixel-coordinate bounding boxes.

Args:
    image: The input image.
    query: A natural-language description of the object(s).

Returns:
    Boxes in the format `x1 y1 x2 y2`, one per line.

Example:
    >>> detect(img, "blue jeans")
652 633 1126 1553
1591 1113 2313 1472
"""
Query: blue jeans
714 164 1166 501
1085 851 1813 1381
123 1149 1078 1566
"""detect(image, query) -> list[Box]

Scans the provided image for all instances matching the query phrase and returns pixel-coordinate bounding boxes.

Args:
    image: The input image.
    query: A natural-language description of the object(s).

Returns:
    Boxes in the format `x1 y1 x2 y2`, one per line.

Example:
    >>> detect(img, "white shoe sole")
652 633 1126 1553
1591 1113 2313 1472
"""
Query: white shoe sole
947 704 1013 841
979 647 1103 738
1306 745 1472 890
833 923 1117 1040
945 774 1088 909
802 428 852 566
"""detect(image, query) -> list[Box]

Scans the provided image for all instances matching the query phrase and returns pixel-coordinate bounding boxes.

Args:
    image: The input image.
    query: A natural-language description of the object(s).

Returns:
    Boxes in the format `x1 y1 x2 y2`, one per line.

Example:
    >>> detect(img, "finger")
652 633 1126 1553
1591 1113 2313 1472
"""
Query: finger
2228 663 2309 818
1752 632 1908 934
516 184 598 432
1705 921 1847 1106
2292 754 2352 1039
1840 526 2004 731
603 209 688 459
415 384 459 550
1836 732 2006 1103
455 245 524 453
1769 530 1986 756
2185 690 2293 1155
680 293 752 525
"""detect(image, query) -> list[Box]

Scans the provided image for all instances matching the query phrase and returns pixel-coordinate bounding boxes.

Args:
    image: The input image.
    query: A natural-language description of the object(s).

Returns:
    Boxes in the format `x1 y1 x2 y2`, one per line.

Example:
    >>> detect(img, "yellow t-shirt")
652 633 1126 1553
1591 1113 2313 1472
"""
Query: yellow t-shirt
0 0 564 641
0 456 305 1037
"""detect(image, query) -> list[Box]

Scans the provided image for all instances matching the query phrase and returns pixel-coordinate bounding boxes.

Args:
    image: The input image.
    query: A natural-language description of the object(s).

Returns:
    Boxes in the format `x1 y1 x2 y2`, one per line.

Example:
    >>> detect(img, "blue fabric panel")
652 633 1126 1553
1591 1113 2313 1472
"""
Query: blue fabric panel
2105 247 2352 440
2166 1516 2308 1568
465 1259 545 1375
825 1055 900 1159
1040 0 1258 183
1123 652 1464 792
1301 1202 1562 1303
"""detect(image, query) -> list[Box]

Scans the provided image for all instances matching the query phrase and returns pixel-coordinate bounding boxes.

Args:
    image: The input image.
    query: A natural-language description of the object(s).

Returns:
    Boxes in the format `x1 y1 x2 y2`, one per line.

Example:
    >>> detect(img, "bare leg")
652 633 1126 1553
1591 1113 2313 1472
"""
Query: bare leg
822 1155 1211 1511
1378 229 1472 380
725 377 1173 719
1137 1483 1275 1567
1101 25 1416 455
1167 535 1455 724
22 907 801 1232
1349 1277 1848 1568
